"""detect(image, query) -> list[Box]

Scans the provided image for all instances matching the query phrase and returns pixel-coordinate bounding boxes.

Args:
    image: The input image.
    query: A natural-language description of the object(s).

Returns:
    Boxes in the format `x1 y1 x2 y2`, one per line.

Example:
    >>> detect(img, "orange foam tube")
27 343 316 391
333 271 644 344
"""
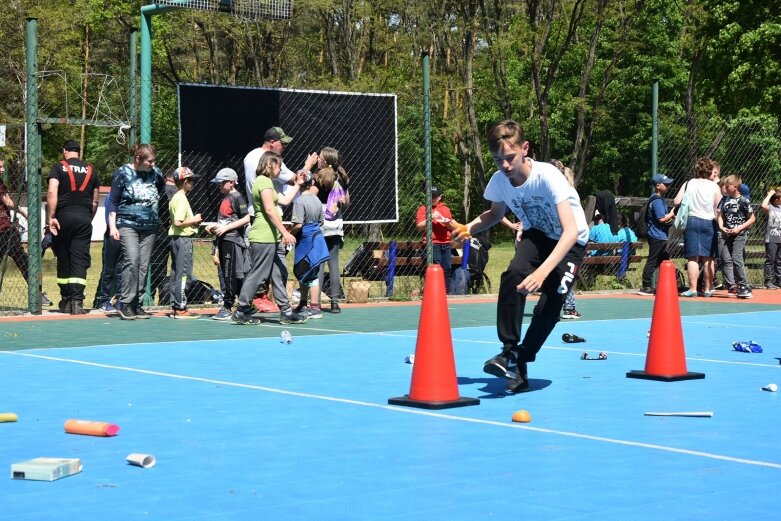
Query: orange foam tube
64 419 120 437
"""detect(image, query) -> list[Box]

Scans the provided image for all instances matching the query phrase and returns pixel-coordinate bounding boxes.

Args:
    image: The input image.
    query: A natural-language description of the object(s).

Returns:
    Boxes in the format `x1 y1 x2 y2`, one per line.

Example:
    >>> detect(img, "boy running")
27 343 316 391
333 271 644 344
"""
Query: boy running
455 120 589 393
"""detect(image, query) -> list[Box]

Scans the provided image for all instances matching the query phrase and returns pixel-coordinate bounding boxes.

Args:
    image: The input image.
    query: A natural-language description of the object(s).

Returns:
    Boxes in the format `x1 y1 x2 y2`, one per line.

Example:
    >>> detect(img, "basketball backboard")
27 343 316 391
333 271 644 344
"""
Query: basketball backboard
150 0 292 21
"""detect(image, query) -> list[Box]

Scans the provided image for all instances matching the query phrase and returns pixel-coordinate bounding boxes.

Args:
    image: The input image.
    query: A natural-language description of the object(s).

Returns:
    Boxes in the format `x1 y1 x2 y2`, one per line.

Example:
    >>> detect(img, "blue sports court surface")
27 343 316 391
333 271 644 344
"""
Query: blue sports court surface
1 295 780 520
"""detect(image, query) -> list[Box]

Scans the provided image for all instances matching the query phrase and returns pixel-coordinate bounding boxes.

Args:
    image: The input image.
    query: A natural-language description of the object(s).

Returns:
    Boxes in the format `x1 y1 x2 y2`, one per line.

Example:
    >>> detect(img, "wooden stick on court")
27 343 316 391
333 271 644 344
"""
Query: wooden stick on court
644 411 713 417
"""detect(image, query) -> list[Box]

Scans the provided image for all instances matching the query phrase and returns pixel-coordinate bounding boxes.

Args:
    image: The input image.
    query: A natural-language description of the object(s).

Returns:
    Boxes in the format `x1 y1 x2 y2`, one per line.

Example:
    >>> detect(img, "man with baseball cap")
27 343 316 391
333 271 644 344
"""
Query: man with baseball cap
639 173 676 295
47 140 99 314
241 126 318 313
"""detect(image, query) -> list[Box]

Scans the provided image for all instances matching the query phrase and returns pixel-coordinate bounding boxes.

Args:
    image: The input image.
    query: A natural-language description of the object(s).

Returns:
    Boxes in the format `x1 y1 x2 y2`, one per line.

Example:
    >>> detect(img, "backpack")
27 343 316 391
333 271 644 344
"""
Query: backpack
634 199 652 238
673 181 691 231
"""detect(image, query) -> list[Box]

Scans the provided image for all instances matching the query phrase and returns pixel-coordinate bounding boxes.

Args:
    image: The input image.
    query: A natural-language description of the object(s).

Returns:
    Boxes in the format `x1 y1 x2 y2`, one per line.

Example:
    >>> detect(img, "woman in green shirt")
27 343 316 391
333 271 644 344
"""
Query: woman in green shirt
233 152 307 325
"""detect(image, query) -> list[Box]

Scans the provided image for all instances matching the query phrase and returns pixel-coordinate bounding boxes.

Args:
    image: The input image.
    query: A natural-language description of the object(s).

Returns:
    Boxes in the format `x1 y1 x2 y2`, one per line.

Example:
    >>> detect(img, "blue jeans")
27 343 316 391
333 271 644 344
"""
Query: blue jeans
118 227 156 306
93 230 123 306
564 285 576 311
431 243 453 294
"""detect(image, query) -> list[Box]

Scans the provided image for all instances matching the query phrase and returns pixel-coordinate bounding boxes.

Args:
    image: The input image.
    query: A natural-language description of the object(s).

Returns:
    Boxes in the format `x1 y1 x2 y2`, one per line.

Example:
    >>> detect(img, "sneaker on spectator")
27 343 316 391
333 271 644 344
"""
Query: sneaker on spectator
561 308 581 319
637 287 655 296
765 283 780 290
307 307 323 319
212 307 232 321
279 310 308 325
99 302 118 316
40 292 53 306
172 308 200 319
330 302 342 314
293 304 314 318
134 305 152 319
737 285 753 299
232 309 261 325
253 294 279 313
117 303 136 320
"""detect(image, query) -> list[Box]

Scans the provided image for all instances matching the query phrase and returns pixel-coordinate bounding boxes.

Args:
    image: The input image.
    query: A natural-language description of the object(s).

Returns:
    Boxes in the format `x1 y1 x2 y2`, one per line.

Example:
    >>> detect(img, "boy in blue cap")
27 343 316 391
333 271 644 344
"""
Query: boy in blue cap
639 174 676 295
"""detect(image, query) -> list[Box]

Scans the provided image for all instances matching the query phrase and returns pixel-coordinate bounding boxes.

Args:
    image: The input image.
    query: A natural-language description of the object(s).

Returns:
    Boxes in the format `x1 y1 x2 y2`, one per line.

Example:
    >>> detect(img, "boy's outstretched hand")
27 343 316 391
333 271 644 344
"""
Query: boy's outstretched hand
451 221 471 243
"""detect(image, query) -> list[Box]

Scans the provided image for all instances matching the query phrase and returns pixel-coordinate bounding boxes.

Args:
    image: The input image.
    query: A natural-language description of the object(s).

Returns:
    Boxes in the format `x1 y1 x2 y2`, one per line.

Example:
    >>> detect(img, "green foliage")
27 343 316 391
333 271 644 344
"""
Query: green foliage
2 0 780 206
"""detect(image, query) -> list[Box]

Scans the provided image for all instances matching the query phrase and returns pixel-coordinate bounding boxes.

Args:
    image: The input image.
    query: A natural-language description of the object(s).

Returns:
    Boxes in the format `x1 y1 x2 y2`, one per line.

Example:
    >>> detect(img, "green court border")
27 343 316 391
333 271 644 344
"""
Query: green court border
2 297 779 351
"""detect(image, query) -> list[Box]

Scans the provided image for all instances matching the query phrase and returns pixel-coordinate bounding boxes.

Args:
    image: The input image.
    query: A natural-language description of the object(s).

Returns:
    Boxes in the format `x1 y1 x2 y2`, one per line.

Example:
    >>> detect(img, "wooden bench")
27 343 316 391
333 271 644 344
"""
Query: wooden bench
342 240 463 296
581 241 644 278
743 238 766 268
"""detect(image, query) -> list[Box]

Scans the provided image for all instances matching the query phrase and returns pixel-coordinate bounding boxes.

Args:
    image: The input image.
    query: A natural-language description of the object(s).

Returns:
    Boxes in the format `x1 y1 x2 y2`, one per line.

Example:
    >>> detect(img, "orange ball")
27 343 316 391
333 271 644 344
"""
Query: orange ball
511 410 531 423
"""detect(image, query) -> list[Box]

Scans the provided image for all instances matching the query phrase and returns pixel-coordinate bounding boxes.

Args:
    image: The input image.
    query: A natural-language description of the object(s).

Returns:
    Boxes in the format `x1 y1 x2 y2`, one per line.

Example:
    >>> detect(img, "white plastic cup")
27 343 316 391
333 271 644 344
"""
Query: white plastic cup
127 453 156 468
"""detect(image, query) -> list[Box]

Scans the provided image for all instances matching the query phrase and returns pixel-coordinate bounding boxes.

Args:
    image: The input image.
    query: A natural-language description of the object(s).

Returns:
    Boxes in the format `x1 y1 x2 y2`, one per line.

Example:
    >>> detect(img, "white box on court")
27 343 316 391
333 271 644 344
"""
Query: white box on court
11 457 82 481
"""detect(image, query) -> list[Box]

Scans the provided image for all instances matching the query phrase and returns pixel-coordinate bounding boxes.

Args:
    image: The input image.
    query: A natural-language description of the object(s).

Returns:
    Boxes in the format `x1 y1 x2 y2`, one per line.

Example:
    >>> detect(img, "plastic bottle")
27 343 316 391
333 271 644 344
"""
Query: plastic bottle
280 330 293 344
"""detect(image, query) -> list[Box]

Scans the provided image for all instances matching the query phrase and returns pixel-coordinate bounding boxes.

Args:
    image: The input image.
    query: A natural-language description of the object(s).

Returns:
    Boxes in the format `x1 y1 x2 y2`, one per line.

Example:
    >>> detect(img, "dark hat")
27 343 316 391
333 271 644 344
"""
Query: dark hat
172 166 198 182
63 140 81 152
431 186 443 198
651 173 674 185
211 168 238 184
264 127 293 144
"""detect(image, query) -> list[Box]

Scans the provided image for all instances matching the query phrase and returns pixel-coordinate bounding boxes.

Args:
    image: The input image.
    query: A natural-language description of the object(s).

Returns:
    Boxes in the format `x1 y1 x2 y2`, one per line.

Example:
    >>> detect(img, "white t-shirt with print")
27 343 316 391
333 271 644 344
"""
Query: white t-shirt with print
767 204 781 244
484 160 589 246
242 147 296 216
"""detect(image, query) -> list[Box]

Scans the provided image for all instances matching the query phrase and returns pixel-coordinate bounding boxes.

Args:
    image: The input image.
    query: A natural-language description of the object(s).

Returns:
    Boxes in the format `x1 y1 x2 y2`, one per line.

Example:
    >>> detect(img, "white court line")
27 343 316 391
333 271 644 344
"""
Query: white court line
13 322 781 369
2 349 780 470
683 320 780 330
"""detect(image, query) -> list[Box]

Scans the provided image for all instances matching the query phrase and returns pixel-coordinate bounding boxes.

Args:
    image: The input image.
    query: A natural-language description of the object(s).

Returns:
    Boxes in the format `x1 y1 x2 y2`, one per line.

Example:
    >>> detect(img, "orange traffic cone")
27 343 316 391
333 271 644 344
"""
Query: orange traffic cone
627 260 705 381
388 264 480 409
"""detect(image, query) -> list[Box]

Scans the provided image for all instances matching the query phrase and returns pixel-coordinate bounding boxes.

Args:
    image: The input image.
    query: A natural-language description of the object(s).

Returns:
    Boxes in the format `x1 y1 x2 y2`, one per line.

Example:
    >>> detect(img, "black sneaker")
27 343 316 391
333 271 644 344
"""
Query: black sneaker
638 287 655 296
483 348 518 379
506 363 530 393
279 311 308 325
232 309 261 325
737 285 753 299
330 302 342 314
134 305 152 319
58 300 72 313
117 303 137 320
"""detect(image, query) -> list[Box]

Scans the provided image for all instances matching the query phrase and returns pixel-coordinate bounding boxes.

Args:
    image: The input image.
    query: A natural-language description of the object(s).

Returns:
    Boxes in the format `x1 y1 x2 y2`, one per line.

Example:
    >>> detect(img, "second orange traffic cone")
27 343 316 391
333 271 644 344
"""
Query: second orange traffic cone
388 264 480 409
627 260 705 381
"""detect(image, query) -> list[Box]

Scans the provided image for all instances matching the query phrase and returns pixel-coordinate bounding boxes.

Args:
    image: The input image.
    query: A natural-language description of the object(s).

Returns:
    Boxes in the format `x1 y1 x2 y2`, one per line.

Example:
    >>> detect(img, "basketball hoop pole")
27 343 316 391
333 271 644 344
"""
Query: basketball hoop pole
140 1 292 143
140 2 180 143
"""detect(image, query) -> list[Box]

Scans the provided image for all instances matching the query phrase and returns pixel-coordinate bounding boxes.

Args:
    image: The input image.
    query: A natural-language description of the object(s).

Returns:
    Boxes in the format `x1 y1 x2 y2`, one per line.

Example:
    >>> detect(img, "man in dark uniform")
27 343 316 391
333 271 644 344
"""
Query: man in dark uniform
47 140 100 314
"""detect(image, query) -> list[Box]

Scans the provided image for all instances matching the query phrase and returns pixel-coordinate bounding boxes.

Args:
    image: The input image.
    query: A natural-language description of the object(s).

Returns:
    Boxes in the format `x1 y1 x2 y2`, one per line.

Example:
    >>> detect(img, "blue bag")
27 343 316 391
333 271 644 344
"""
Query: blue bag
450 240 471 295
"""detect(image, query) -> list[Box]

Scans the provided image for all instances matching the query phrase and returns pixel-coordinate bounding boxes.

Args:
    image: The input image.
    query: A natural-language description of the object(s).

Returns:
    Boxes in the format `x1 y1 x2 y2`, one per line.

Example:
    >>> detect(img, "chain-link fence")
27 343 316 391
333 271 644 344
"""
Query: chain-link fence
0 125 35 311
658 110 781 287
5 16 781 313
146 78 500 306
